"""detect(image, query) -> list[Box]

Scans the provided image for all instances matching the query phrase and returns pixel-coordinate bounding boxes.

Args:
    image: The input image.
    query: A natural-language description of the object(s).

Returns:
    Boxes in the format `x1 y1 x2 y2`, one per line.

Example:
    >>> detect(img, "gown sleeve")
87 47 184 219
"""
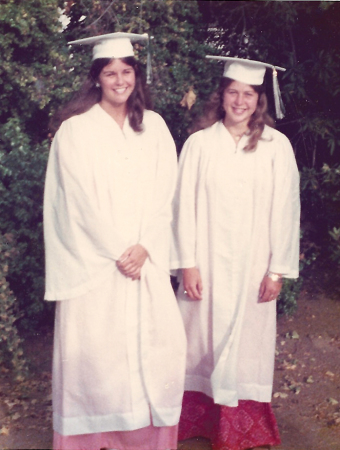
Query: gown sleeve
171 133 202 270
44 119 127 299
268 133 300 278
138 115 178 272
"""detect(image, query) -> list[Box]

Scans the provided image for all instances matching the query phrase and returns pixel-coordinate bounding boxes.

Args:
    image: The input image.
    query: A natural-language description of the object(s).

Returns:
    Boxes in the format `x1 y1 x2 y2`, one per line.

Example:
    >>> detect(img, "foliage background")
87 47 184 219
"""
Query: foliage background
0 1 339 363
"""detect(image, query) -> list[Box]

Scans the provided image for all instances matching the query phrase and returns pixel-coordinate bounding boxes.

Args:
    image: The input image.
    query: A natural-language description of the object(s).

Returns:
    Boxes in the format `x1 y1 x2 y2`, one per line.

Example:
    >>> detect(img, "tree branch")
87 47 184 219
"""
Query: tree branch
85 0 120 30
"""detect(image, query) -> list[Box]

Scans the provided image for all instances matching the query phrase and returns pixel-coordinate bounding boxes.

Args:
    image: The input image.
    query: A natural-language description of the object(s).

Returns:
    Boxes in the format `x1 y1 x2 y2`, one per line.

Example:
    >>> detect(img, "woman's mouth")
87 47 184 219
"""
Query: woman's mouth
114 88 127 94
232 107 246 115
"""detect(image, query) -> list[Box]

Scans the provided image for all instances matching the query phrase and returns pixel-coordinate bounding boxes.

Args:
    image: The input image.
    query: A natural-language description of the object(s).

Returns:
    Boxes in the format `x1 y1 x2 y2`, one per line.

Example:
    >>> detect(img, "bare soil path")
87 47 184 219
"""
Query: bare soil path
272 290 340 450
0 290 339 449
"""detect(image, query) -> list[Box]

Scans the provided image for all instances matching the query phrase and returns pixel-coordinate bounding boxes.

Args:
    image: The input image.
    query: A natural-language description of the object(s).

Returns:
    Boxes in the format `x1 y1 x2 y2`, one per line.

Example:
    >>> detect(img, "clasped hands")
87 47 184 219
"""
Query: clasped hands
183 267 282 302
116 244 148 280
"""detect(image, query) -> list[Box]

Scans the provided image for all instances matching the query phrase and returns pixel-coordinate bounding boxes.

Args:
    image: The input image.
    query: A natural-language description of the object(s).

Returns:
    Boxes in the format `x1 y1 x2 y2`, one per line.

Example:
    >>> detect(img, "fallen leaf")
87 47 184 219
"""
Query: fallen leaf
15 375 25 383
325 371 335 378
283 360 297 370
288 384 301 394
4 400 17 409
273 392 289 399
0 426 9 436
327 398 339 405
11 412 21 421
306 376 314 384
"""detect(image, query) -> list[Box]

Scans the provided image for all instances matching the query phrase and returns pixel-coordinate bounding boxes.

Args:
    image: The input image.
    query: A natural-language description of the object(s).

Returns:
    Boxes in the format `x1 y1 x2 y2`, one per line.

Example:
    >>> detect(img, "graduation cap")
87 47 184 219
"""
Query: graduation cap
68 32 152 84
207 55 286 119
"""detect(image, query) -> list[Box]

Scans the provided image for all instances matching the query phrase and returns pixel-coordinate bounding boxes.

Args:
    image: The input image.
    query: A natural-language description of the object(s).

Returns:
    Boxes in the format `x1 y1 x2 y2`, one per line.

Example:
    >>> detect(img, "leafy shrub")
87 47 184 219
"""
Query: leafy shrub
0 233 27 380
322 165 340 268
277 163 340 316
0 118 54 329
277 278 302 316
329 226 340 265
300 164 340 293
277 228 319 316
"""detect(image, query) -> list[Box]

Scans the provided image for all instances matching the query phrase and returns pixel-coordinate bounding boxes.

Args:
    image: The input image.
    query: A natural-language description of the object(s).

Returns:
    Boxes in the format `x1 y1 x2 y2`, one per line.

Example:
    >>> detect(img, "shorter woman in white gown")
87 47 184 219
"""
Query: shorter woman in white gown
172 56 300 450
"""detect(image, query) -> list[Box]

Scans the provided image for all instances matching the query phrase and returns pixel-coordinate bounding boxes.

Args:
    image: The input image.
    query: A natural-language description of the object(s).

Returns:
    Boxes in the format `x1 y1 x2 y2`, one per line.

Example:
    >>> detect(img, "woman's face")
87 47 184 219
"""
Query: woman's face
98 58 136 108
222 80 259 127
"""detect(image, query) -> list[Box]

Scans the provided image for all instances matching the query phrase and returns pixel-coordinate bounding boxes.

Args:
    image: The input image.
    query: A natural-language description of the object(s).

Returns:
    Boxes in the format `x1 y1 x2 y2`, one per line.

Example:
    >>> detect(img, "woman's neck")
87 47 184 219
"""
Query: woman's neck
223 117 249 144
99 100 128 129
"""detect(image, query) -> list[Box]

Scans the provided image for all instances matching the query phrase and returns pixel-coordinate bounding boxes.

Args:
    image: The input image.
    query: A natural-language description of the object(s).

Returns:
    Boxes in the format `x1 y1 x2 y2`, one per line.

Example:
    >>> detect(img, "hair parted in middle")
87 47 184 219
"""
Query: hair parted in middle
50 56 152 135
190 77 275 151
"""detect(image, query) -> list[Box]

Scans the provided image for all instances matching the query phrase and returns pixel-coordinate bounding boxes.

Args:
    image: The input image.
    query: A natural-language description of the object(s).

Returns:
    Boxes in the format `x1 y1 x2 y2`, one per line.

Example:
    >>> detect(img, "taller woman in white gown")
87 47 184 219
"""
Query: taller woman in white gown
44 32 186 450
172 57 300 450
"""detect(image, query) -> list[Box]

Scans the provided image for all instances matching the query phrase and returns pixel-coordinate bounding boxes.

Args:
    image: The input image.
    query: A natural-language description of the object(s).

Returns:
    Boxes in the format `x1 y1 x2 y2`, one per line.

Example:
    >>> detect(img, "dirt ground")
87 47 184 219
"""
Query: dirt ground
0 289 339 450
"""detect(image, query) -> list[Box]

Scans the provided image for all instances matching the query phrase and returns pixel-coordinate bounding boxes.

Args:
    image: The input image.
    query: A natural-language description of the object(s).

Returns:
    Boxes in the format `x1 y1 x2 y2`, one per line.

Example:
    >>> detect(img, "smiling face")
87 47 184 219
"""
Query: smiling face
98 58 136 110
222 80 259 128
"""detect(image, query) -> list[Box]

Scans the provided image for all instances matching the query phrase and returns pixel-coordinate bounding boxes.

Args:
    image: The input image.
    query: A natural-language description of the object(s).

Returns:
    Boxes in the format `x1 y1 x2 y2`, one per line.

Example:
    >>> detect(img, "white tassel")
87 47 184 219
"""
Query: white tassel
146 36 153 85
272 68 285 119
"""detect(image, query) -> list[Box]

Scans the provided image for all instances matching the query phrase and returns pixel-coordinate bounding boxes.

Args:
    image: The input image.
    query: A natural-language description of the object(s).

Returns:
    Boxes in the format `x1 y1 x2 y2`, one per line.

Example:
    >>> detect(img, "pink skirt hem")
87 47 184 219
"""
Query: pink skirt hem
53 424 178 450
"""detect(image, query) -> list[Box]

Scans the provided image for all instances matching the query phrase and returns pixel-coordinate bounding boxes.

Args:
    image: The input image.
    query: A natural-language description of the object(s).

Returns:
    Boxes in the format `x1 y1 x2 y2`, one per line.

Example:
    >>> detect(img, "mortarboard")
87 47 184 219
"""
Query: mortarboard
68 32 152 84
207 55 286 119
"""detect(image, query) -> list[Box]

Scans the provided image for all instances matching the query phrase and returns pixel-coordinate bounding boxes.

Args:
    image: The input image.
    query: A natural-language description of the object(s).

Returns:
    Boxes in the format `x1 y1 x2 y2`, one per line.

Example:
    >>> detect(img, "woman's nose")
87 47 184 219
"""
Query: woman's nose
235 94 243 105
116 73 123 85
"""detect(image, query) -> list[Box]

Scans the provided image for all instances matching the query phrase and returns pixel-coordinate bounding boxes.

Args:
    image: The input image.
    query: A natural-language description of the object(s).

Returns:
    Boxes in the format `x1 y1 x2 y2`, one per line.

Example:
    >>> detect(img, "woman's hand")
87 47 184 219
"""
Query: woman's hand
183 267 203 300
259 273 282 303
117 244 148 280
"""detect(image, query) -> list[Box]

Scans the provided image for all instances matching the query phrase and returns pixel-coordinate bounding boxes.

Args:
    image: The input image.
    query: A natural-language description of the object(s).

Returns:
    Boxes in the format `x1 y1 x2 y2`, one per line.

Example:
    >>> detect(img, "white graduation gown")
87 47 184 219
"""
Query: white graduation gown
44 104 186 435
171 121 300 406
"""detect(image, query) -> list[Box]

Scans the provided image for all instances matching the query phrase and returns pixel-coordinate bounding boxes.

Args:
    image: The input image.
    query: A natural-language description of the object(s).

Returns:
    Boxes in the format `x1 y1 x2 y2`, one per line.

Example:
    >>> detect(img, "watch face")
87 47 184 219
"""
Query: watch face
268 273 282 282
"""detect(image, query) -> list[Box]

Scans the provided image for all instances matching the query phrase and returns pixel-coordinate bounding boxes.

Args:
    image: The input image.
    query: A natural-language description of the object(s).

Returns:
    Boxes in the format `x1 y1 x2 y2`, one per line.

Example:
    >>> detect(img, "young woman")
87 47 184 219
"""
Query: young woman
171 57 300 450
44 32 186 450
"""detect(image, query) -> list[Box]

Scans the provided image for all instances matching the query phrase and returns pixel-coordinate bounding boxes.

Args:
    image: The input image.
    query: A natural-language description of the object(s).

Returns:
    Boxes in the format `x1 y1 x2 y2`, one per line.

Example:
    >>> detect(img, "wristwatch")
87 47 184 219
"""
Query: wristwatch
267 271 282 282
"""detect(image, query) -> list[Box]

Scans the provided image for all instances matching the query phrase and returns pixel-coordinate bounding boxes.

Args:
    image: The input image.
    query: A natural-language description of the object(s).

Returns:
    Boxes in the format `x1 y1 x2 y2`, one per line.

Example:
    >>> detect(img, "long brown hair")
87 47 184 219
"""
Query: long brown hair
50 57 152 135
190 77 275 151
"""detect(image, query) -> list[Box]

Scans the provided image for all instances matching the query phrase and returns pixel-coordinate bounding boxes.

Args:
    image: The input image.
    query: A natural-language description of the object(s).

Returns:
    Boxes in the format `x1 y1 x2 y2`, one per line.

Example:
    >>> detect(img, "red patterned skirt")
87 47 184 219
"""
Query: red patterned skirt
178 391 281 450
